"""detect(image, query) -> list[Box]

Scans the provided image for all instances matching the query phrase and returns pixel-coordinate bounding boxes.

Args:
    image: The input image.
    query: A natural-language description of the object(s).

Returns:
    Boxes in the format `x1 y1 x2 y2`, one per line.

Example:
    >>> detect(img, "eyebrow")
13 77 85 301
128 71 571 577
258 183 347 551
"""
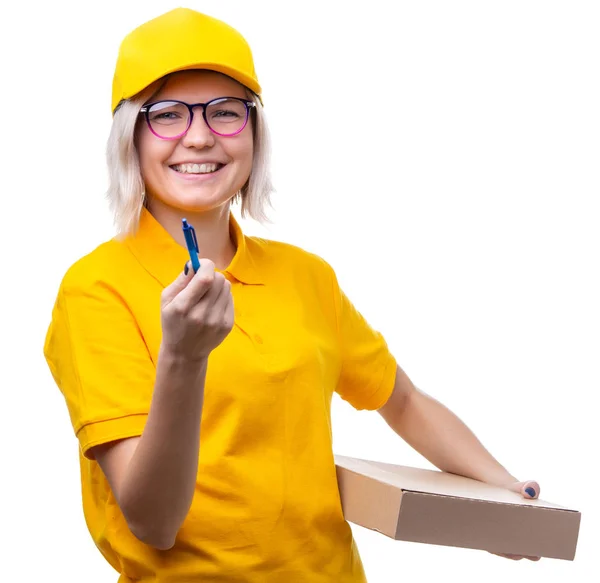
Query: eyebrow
152 94 248 102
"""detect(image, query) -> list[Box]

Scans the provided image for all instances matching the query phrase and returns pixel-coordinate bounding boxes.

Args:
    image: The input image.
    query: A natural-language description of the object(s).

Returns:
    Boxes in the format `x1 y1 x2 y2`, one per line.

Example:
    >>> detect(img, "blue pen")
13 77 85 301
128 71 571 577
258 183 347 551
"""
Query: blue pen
182 218 201 273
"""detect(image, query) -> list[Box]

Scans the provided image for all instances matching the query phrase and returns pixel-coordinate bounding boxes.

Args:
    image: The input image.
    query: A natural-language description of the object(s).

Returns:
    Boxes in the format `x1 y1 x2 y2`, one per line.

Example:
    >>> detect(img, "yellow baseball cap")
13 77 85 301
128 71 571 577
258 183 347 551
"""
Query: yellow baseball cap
111 7 262 113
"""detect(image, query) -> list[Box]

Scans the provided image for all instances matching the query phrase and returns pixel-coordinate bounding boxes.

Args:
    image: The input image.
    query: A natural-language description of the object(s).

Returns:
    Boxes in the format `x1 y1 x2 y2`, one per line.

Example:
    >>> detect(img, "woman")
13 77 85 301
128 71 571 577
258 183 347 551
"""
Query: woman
43 8 541 582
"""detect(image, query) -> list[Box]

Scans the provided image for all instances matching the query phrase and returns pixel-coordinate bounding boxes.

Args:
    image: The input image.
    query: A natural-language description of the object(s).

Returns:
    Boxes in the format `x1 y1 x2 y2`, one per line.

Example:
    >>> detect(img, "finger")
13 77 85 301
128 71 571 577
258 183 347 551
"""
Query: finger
223 287 235 329
522 480 540 499
185 273 226 324
201 272 227 311
219 278 234 316
161 262 194 305
175 259 216 308
204 277 232 324
521 481 541 499
488 551 528 560
507 480 540 499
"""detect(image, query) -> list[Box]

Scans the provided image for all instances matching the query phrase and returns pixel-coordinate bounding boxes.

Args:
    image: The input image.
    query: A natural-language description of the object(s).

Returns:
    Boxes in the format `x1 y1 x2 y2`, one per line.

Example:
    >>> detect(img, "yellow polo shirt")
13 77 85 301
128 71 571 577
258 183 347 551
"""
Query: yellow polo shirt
43 208 397 583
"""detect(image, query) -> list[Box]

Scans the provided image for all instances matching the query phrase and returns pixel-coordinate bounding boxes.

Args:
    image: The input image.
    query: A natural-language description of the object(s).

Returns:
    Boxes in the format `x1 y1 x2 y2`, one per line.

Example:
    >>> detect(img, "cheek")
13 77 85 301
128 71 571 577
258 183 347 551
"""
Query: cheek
138 129 171 181
137 130 155 176
236 135 254 174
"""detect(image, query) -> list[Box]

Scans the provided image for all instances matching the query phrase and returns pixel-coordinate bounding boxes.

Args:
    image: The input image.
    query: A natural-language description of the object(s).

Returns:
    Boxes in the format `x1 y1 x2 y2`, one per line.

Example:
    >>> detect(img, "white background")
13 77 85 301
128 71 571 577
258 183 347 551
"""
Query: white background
1 1 597 581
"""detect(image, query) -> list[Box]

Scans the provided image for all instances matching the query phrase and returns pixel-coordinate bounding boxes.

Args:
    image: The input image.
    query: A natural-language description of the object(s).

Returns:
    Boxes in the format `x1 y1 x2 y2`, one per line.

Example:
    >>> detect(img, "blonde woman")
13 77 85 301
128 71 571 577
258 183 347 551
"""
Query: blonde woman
43 8 541 582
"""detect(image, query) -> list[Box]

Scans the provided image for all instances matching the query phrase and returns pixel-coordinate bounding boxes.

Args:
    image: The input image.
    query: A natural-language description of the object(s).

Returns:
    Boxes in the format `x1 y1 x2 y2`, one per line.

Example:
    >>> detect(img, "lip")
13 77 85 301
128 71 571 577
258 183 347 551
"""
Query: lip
169 163 226 181
170 161 225 166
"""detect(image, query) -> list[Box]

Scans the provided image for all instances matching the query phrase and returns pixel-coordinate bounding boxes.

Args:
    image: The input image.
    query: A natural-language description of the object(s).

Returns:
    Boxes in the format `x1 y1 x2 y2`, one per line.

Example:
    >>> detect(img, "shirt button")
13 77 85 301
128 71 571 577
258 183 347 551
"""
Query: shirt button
254 334 263 344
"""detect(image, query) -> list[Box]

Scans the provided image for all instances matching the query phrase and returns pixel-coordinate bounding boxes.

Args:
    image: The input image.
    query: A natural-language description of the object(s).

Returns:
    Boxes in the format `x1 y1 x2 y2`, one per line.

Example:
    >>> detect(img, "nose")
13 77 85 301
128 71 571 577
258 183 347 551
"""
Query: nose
181 107 215 149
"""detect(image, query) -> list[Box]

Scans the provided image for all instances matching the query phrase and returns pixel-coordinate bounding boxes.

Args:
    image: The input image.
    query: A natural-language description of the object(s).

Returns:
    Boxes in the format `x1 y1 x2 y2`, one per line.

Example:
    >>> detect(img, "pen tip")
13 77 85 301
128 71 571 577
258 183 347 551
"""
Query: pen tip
182 218 188 226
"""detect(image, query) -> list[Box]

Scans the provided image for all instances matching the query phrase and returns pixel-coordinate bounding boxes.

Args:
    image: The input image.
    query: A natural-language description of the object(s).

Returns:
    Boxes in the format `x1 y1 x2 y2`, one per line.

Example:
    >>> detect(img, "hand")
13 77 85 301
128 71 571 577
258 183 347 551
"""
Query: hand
489 480 542 561
160 260 234 361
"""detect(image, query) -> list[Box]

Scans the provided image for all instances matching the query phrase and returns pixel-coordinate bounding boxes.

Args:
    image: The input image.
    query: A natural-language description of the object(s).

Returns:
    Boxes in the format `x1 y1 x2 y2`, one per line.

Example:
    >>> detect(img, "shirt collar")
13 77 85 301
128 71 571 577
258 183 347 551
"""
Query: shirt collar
124 207 264 287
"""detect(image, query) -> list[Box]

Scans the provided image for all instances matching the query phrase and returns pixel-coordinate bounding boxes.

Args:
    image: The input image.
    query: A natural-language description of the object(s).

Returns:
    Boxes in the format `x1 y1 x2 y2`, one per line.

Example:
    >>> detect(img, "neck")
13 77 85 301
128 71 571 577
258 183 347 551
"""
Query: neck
146 197 237 270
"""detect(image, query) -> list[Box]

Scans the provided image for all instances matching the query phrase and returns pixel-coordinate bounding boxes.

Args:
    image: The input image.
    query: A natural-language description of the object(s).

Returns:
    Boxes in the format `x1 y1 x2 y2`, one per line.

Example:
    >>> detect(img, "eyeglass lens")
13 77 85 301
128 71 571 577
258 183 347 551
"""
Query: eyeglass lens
146 99 249 138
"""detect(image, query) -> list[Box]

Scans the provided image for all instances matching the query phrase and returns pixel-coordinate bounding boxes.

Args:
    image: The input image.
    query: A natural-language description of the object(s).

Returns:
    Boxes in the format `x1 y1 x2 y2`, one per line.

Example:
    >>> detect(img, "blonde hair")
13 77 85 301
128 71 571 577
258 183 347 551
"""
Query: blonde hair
106 78 274 238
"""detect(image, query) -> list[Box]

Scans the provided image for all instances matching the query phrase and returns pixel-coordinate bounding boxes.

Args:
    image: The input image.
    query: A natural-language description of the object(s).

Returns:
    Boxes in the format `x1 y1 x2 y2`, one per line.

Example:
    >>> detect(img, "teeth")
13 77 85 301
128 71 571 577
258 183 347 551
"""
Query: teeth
175 163 220 174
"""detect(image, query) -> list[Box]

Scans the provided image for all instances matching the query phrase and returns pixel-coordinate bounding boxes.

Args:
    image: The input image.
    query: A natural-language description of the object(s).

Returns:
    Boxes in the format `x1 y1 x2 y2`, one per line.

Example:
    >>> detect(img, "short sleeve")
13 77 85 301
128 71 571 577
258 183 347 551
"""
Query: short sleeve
328 265 397 411
43 275 155 459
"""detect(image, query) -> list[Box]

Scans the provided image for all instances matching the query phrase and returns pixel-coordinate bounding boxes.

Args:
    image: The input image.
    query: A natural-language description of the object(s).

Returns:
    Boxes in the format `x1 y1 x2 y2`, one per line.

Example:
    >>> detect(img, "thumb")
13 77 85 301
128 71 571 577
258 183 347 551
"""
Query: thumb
161 262 193 304
508 480 541 500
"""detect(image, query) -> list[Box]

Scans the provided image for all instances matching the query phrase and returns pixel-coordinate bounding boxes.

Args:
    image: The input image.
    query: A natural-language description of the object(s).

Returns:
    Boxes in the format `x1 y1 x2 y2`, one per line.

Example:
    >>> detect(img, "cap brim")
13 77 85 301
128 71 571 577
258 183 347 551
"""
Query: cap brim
119 61 263 111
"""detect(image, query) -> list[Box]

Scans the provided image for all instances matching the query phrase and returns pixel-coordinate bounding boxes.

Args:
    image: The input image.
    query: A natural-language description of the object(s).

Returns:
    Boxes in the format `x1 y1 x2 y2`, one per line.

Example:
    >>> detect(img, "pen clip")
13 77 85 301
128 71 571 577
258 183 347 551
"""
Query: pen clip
190 225 199 253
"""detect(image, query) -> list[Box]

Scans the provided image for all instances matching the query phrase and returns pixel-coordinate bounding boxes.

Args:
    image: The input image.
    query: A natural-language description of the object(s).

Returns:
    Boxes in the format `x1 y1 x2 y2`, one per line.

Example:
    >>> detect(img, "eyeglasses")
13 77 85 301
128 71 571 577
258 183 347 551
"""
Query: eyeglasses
140 97 256 140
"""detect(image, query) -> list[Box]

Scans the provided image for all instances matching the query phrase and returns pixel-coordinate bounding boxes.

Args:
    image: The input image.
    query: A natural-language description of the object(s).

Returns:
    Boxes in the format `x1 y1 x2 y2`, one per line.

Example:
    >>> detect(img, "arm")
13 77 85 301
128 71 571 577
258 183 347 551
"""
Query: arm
378 365 533 489
93 349 207 551
93 260 233 551
380 365 541 561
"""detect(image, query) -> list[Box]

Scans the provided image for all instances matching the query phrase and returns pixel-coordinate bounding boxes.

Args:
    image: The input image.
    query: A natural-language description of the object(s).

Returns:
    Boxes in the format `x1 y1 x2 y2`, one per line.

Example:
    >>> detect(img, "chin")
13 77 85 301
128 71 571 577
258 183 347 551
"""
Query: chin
166 190 234 213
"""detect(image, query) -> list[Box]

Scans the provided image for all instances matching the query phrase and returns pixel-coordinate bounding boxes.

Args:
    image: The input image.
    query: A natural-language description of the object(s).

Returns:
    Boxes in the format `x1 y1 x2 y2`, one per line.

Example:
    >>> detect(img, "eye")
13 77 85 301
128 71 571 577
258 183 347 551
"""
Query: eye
147 102 188 125
212 109 241 118
206 99 247 123
152 111 182 120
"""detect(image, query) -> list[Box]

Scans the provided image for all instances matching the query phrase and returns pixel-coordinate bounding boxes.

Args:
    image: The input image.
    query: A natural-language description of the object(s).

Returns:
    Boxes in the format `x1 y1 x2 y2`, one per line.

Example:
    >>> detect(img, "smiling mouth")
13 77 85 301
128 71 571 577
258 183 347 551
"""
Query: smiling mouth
170 162 224 174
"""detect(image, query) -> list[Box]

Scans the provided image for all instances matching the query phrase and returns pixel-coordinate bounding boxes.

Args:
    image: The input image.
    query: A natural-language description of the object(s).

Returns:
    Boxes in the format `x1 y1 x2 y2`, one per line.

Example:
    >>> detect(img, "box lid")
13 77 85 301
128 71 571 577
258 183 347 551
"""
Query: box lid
335 455 575 510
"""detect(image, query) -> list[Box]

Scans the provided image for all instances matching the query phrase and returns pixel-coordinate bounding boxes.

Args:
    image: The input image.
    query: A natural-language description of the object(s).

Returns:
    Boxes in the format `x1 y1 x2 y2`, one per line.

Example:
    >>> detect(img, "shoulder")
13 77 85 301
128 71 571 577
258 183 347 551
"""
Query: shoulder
44 240 127 368
45 238 139 360
57 237 136 297
245 235 334 271
246 235 336 279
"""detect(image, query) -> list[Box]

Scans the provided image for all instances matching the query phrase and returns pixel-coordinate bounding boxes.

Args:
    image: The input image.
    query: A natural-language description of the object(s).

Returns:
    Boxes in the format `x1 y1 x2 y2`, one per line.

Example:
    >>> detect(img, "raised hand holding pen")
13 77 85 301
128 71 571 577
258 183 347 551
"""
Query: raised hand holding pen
159 224 234 361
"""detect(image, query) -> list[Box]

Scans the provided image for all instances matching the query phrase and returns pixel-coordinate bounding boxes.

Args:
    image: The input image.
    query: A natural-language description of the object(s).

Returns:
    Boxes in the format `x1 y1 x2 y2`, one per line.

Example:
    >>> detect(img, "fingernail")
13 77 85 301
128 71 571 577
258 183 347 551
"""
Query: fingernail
525 487 536 498
184 263 189 275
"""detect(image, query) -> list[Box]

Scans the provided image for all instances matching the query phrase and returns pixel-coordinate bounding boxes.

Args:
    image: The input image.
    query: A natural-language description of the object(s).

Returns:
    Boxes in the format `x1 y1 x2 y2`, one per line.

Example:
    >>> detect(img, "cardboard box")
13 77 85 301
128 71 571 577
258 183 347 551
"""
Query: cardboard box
335 455 581 560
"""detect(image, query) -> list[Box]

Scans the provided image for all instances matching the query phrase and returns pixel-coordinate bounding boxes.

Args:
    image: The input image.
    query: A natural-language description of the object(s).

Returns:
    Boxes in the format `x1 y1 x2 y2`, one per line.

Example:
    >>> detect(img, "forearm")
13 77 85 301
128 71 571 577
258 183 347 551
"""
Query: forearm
391 388 517 486
119 346 207 548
